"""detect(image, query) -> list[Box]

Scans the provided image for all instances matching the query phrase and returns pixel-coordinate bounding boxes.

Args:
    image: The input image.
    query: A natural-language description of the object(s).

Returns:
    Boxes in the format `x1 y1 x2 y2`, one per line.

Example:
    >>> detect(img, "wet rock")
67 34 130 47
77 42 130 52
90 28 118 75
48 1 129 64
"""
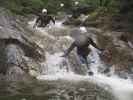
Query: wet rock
4 44 30 81
0 42 7 74
96 30 133 78
129 74 133 80
6 66 25 81
0 7 45 58
116 71 128 79
78 88 86 92
6 44 24 66
41 81 116 100
0 8 24 40
0 8 45 80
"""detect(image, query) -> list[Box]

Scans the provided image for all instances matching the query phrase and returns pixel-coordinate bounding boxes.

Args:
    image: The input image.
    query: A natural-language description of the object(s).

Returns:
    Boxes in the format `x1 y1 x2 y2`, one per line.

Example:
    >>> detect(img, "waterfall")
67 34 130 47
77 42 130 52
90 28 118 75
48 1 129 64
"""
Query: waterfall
41 52 71 75
28 19 133 100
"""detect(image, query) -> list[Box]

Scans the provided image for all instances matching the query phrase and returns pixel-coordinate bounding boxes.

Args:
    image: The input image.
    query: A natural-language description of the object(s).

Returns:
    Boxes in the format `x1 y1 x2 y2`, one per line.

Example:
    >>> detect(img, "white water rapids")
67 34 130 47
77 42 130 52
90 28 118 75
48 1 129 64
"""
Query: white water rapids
28 19 133 100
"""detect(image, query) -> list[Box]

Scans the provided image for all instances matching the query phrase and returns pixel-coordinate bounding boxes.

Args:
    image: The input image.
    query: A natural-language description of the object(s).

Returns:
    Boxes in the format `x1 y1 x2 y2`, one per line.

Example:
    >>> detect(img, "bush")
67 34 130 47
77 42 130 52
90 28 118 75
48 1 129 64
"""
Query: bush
3 0 44 15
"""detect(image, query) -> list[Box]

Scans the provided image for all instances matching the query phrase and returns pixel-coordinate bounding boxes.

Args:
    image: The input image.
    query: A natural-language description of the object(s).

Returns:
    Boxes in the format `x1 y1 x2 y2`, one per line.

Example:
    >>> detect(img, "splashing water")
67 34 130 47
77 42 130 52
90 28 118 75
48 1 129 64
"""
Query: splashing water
28 19 133 100
28 18 65 29
48 20 65 29
37 49 133 100
44 52 70 75
80 26 87 33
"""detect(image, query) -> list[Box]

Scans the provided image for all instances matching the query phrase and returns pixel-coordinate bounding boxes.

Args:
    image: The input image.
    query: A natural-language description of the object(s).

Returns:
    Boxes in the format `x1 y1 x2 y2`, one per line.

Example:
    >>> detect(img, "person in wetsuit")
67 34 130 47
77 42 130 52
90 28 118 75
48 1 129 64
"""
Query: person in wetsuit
62 33 103 74
33 9 55 28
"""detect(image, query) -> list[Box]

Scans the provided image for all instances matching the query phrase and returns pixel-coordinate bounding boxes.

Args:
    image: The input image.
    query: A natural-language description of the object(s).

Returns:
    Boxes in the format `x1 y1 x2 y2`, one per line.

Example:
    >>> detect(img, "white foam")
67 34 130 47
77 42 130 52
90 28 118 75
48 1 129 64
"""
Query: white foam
49 20 65 29
37 72 93 82
80 26 87 33
37 49 133 100
40 52 70 75
37 71 133 100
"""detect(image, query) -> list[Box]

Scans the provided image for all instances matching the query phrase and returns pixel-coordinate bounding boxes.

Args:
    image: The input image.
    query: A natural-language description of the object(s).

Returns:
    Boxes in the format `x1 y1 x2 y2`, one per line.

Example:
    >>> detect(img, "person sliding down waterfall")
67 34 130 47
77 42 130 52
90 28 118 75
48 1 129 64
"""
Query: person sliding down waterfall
61 33 103 75
33 8 55 28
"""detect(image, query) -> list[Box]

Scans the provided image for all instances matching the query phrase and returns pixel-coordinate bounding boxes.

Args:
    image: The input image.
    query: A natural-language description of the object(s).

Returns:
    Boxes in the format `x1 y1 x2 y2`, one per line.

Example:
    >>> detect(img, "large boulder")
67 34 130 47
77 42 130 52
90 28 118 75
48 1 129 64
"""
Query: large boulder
0 8 45 81
86 27 133 78
27 80 116 100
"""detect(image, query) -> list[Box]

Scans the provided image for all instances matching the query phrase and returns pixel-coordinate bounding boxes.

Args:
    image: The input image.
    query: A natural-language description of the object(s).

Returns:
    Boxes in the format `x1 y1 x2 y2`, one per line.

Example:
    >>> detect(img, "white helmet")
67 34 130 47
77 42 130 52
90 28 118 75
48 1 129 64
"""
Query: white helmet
42 8 47 13
60 3 64 7
75 1 79 5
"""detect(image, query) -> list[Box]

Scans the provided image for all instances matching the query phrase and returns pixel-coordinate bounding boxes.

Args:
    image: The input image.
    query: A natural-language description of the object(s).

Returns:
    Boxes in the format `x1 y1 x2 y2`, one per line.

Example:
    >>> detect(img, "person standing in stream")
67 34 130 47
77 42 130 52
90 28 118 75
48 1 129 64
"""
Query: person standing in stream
61 31 103 75
33 8 55 28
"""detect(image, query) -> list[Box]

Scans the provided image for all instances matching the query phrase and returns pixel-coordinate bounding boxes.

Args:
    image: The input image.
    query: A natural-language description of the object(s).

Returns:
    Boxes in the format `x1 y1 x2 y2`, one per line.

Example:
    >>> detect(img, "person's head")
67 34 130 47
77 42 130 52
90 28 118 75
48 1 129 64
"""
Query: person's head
74 1 79 5
42 8 47 15
60 3 64 7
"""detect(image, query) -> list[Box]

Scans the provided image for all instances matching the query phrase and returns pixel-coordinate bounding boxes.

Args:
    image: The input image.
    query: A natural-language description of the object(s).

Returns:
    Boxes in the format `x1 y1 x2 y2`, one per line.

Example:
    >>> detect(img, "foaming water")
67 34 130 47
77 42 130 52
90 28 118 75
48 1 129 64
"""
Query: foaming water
94 74 133 100
28 19 65 29
49 20 65 29
37 53 133 100
80 26 87 33
43 52 70 75
37 47 133 100
28 19 133 100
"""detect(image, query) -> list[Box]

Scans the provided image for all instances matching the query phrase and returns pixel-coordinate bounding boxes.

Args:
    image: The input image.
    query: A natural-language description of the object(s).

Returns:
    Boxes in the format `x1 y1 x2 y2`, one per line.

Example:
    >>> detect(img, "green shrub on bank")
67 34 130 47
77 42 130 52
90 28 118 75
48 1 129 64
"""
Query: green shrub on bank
1 0 73 15
3 0 44 15
1 0 133 22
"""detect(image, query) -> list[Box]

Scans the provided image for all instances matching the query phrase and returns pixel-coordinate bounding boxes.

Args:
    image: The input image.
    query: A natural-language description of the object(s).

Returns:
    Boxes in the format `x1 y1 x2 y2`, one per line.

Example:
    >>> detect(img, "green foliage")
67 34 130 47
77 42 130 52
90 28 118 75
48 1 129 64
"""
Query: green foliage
1 0 133 20
1 0 113 15
3 0 44 15
2 0 74 14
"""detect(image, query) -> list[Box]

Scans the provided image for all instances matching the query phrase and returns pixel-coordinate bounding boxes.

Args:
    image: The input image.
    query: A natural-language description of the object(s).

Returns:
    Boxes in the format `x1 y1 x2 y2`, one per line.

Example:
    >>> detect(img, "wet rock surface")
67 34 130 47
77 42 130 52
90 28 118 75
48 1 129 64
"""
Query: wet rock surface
86 28 133 78
0 7 45 81
0 6 133 100
0 80 115 100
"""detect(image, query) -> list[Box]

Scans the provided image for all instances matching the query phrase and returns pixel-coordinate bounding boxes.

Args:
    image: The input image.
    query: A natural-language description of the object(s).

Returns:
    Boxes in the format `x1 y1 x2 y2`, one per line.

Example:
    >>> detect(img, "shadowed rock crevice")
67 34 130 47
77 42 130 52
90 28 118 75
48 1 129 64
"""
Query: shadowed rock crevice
0 37 45 61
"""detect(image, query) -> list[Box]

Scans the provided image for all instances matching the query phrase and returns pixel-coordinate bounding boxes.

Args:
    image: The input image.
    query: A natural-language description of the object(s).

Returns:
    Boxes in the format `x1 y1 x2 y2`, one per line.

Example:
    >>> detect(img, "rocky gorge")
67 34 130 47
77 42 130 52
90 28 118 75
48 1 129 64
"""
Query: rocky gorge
0 6 133 100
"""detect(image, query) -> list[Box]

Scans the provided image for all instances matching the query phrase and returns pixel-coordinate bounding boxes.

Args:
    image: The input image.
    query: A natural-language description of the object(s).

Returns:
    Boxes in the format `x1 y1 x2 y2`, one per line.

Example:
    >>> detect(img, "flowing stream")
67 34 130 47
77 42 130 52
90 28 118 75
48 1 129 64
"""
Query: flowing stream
25 18 133 100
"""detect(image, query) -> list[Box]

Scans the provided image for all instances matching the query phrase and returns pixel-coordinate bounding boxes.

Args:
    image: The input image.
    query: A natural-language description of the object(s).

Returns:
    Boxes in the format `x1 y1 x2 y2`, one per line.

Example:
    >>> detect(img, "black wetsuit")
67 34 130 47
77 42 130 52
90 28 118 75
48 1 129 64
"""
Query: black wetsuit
34 14 55 28
63 35 101 69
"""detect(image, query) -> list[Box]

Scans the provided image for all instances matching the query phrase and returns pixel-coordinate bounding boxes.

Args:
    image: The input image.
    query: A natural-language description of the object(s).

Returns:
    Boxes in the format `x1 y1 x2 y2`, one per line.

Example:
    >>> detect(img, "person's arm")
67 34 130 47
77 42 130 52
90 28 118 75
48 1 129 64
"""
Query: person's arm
128 41 133 49
62 42 76 57
33 17 40 28
50 16 55 24
89 38 103 51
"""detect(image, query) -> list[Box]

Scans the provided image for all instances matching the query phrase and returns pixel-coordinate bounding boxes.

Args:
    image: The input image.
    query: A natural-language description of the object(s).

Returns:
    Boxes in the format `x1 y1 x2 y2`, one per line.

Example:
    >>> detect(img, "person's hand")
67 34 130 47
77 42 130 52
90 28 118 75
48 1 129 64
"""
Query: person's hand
100 48 105 52
60 51 68 57
60 54 67 57
98 48 104 54
33 24 36 28
101 49 112 60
